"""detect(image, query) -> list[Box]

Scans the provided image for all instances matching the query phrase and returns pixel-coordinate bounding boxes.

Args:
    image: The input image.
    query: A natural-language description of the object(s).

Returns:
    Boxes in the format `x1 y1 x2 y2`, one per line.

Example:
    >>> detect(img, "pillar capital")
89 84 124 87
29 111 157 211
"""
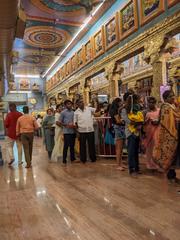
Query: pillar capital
144 34 165 65
105 61 116 80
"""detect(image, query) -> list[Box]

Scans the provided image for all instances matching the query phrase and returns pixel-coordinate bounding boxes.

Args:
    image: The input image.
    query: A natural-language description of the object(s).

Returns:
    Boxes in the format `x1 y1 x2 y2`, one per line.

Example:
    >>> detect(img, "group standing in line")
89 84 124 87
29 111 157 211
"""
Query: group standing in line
4 90 180 184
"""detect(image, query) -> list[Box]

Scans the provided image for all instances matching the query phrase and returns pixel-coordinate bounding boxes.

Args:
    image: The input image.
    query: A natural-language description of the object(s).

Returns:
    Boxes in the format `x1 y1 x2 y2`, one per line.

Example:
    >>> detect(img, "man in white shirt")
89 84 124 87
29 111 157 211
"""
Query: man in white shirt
74 99 96 163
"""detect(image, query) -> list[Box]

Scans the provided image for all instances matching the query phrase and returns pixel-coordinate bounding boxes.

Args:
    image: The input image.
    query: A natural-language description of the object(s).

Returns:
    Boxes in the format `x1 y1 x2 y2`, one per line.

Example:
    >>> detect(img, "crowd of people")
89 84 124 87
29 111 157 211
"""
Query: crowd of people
109 90 180 182
3 90 180 184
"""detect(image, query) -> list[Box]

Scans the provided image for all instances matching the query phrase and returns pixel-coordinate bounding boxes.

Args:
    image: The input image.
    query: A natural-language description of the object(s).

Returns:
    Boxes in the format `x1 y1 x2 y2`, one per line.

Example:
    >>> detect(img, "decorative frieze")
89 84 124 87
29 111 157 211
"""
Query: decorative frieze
47 11 180 100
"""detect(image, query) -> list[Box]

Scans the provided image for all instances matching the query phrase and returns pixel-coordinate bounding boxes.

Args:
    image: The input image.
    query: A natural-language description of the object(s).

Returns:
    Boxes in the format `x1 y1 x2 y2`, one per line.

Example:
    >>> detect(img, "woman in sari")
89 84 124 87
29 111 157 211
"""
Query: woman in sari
143 97 160 170
51 104 64 162
42 108 55 159
153 90 180 181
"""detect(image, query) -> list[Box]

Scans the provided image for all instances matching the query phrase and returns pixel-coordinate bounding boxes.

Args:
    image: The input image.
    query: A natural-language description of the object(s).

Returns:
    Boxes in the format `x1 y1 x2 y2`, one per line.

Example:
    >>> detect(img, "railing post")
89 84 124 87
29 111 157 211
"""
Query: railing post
0 145 4 166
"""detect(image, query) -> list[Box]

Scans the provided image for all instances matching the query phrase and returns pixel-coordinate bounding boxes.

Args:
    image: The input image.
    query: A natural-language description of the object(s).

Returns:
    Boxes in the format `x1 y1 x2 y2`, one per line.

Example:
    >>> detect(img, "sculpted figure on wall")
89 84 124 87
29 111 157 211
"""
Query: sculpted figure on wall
144 34 165 64
144 34 179 64
144 34 179 98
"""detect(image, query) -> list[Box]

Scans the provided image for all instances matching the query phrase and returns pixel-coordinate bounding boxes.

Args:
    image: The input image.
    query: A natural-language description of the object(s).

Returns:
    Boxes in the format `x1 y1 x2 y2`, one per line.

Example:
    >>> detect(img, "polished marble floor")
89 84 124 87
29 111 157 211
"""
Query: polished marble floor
0 138 180 240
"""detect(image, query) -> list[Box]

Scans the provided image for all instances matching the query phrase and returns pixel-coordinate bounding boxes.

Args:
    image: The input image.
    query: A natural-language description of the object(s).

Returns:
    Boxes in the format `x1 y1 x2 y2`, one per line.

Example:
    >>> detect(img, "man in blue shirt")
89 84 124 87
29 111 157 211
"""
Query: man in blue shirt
59 100 76 164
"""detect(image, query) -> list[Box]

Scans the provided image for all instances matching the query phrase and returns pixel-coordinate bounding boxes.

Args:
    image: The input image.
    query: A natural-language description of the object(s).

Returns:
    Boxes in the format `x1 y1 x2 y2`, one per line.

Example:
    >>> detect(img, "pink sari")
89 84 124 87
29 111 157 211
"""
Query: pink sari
143 109 160 169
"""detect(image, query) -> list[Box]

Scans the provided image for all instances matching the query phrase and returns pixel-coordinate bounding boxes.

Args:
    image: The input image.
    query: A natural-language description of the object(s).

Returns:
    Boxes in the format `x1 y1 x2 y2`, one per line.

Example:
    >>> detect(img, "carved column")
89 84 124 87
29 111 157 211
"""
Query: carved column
151 61 165 98
168 59 180 95
105 61 119 100
114 63 124 97
84 87 90 105
144 34 179 99
106 61 124 100
144 35 165 99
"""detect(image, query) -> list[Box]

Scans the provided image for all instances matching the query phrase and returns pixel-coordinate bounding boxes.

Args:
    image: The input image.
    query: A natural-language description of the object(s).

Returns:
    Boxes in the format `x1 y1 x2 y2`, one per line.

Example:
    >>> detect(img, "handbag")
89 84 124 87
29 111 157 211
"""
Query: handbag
105 127 115 145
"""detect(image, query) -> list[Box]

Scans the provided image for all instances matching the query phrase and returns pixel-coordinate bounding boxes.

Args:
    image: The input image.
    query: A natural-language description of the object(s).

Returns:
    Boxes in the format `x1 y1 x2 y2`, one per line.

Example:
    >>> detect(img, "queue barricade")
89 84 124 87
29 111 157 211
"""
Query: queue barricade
94 117 116 158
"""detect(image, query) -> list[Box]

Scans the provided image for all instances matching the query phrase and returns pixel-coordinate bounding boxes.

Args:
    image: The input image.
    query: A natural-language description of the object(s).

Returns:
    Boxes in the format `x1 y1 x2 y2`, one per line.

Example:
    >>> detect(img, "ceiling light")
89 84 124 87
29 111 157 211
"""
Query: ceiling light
14 74 40 78
9 90 32 93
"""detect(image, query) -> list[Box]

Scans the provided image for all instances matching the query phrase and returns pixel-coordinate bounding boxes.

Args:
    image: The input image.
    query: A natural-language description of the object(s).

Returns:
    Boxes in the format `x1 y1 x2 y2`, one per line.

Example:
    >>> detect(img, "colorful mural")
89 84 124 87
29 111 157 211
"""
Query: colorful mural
85 40 93 63
105 13 119 50
122 52 151 77
46 1 179 91
93 27 104 58
12 0 107 75
119 0 138 39
30 0 86 19
140 0 165 25
24 25 71 48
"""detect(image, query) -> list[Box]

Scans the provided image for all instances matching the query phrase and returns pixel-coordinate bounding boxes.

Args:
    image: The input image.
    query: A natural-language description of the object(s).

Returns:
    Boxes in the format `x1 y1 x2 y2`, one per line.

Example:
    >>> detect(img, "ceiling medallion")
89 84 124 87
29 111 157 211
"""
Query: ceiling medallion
24 26 71 48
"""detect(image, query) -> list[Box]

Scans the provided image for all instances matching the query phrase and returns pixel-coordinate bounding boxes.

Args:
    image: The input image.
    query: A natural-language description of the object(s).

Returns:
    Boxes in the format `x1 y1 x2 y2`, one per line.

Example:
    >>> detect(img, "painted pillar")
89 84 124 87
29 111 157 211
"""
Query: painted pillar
84 87 90 105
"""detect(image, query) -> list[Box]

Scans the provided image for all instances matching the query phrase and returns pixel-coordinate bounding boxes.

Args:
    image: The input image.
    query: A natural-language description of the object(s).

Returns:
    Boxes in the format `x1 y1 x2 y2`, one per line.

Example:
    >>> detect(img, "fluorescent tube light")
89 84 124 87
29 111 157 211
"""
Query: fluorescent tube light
14 74 40 78
9 90 32 94
42 0 105 79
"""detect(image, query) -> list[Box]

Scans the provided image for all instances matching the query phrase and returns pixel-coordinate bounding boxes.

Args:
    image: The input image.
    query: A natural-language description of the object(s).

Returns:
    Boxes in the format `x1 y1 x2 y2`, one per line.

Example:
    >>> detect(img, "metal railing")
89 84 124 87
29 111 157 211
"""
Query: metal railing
94 117 116 157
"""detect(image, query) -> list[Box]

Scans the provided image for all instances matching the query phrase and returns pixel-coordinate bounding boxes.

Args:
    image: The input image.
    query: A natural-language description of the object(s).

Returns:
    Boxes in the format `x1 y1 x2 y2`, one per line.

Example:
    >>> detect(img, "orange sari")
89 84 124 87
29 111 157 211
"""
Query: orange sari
144 109 160 169
153 103 180 170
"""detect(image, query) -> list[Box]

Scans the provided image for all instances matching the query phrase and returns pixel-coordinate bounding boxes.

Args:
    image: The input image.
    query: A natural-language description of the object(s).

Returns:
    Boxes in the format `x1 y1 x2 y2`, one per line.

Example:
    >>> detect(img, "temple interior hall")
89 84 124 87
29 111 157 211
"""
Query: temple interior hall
0 0 180 240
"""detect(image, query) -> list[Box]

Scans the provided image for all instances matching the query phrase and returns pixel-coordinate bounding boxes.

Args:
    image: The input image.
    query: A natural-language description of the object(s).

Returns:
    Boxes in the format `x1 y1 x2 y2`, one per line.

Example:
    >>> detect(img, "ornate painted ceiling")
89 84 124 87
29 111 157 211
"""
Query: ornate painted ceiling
13 0 109 76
